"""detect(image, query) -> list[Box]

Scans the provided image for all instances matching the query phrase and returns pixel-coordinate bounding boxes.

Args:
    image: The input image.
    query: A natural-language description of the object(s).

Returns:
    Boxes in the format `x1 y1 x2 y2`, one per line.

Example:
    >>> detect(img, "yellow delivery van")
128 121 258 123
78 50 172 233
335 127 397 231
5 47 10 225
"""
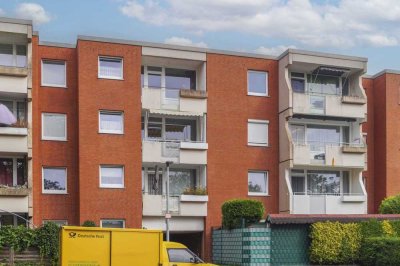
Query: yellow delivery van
60 226 217 266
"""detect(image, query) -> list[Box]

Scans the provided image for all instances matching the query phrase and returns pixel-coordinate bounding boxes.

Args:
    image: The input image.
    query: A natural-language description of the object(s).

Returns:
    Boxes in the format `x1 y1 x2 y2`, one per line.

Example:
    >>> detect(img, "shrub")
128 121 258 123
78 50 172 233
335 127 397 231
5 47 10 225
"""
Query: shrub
389 220 400 236
0 225 36 252
360 237 400 266
221 199 264 229
379 194 400 214
35 222 60 264
182 187 207 195
360 219 383 238
382 220 395 236
309 221 361 265
82 220 96 227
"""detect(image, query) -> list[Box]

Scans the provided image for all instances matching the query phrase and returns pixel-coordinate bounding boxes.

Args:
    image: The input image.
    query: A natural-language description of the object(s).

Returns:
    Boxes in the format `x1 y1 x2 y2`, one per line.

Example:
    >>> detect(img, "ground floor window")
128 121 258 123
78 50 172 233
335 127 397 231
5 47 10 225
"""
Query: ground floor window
43 220 68 226
101 219 125 228
0 213 28 227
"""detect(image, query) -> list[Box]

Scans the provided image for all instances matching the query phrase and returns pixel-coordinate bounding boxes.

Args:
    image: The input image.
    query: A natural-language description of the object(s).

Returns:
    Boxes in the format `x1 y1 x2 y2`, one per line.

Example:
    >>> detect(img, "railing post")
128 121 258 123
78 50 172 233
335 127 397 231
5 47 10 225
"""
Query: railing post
9 247 15 266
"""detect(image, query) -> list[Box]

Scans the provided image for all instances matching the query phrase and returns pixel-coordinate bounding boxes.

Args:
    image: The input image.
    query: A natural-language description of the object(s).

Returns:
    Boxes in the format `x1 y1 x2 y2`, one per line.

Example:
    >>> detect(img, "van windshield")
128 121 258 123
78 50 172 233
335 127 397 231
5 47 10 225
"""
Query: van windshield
167 248 204 263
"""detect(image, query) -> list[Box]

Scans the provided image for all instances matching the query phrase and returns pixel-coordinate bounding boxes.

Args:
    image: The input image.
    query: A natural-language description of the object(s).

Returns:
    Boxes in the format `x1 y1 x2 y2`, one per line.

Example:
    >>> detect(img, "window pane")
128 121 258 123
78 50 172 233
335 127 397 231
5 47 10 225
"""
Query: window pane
168 249 196 263
308 74 339 95
290 125 305 144
16 45 27 67
0 44 13 66
42 61 66 86
0 100 13 113
43 114 66 140
100 112 123 133
99 57 122 79
248 172 267 194
43 168 67 192
248 71 267 95
291 78 305 93
148 117 162 139
0 158 13 186
165 68 196 90
343 171 349 194
307 171 340 194
147 169 163 195
141 66 144 88
100 166 124 188
17 102 26 122
101 220 124 228
248 121 268 145
148 73 161 88
291 176 305 194
1 215 15 226
169 169 195 195
165 118 196 141
17 159 26 186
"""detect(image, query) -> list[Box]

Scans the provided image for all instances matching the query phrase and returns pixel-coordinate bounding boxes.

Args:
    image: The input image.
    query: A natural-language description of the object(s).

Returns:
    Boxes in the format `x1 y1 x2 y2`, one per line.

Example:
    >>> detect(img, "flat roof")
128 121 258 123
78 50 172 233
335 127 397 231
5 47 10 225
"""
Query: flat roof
39 41 76 49
278 48 368 62
0 17 32 25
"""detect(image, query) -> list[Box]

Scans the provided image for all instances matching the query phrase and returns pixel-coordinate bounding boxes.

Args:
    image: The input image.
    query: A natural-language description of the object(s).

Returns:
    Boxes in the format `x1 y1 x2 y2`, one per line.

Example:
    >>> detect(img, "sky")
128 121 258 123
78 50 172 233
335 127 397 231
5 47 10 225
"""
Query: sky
1 0 400 74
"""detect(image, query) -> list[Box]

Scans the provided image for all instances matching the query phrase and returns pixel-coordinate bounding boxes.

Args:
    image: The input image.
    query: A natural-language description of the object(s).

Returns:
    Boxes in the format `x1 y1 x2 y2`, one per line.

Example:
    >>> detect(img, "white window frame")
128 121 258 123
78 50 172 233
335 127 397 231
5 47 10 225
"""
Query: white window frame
99 165 125 189
98 56 124 80
0 43 27 68
247 70 268 96
0 156 25 186
41 113 67 141
248 171 269 196
247 119 269 147
41 60 67 88
100 219 125 228
42 167 68 194
98 110 124 134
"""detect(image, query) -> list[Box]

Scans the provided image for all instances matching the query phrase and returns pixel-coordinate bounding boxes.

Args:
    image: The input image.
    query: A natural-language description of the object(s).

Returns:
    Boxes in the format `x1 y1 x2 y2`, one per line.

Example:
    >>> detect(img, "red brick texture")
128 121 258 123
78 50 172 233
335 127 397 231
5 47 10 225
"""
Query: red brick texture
76 40 142 228
205 53 279 259
32 37 79 226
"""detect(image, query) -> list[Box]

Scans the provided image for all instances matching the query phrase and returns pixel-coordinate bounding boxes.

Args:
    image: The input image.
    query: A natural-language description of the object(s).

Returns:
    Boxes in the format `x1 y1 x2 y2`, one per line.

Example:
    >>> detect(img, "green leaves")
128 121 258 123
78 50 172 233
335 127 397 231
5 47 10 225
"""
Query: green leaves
379 194 400 214
0 225 36 252
360 237 400 266
221 199 264 229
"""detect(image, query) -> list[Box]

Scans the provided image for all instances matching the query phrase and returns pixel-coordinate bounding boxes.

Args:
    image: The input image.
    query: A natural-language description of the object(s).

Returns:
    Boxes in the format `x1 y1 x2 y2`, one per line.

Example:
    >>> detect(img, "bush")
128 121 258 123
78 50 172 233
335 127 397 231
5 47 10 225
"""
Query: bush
221 199 264 229
360 237 400 266
82 220 96 227
0 225 36 252
379 194 400 214
309 221 361 265
360 219 384 238
389 220 400 236
35 222 60 264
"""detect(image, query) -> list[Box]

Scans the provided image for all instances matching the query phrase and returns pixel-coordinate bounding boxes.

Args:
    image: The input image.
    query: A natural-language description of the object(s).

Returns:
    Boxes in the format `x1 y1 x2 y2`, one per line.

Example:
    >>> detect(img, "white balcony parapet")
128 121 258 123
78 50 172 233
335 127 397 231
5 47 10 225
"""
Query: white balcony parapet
142 193 207 217
0 128 28 153
292 193 367 214
142 140 207 165
142 87 207 114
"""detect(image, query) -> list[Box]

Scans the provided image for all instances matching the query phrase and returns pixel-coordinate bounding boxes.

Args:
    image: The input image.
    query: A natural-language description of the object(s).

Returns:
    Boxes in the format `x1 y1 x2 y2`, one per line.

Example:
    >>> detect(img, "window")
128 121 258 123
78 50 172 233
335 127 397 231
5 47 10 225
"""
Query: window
0 214 28 227
0 44 26 67
307 170 340 194
248 119 268 146
169 169 196 195
0 157 26 186
42 167 67 194
41 60 67 87
144 116 199 142
307 74 339 95
98 57 123 79
99 111 124 134
42 113 67 141
43 220 68 226
0 100 26 127
247 71 268 96
248 171 268 196
291 72 305 93
101 219 125 228
100 165 124 188
168 248 202 263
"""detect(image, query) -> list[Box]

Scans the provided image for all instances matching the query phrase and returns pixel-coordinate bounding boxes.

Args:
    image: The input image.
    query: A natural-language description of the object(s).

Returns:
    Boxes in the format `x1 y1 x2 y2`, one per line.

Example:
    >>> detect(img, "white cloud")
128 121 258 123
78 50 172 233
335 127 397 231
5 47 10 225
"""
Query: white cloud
255 45 297 56
120 0 400 48
164 37 208 48
15 3 51 25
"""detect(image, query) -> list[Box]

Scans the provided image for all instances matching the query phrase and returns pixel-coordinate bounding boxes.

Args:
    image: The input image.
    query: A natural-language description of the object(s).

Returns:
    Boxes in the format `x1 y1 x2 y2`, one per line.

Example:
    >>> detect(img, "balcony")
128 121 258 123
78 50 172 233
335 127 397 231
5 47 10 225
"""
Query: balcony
142 194 208 217
142 140 207 165
292 193 367 214
292 92 366 119
292 142 365 168
0 126 28 153
142 87 207 115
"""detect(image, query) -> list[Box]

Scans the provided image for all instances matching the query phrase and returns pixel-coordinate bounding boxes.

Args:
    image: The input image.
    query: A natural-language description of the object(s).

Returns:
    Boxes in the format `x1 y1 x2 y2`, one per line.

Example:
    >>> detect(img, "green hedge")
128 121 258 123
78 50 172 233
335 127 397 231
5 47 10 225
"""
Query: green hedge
360 237 400 266
309 221 361 265
379 194 400 214
82 220 96 227
221 199 264 229
0 223 60 264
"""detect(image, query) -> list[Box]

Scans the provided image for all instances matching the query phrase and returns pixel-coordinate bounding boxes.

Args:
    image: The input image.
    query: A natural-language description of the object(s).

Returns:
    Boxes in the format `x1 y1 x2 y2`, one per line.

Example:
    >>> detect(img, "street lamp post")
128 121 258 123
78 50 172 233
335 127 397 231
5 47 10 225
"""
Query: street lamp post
165 161 173 242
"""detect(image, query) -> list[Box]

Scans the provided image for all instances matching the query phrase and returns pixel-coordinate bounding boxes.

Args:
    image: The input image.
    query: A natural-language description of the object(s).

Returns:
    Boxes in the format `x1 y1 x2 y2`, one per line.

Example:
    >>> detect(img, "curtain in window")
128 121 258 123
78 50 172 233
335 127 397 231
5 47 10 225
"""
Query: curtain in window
291 176 305 194
42 61 66 86
99 58 122 78
0 158 13 186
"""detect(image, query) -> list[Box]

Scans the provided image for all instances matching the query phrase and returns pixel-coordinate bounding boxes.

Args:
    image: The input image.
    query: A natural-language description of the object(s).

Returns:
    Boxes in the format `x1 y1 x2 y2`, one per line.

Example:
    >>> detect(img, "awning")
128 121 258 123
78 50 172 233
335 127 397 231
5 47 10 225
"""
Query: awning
149 109 203 117
312 66 350 77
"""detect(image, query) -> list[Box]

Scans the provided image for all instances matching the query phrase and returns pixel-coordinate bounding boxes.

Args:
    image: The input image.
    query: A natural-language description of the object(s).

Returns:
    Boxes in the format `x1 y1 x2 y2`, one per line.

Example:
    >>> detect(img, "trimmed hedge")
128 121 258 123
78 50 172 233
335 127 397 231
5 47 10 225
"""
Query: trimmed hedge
379 194 400 214
221 199 264 229
309 221 361 265
360 237 400 266
82 220 96 227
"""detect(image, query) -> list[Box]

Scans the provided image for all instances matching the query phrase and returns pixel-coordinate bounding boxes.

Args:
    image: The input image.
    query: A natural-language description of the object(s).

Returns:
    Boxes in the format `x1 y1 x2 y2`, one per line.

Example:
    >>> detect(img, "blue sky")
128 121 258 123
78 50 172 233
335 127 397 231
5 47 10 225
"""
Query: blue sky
1 0 399 74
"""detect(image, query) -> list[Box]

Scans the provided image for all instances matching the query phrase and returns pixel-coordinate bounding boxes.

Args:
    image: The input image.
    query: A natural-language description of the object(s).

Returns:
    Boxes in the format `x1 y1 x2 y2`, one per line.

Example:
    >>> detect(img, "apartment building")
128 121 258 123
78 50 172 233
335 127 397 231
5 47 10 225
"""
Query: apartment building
2 16 400 260
0 18 33 226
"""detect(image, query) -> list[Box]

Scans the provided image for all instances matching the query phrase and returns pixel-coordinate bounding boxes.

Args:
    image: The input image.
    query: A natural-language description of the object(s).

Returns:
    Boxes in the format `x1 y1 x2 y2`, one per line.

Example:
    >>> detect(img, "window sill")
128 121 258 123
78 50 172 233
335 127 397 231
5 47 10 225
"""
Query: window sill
247 93 270 97
41 138 67 142
248 193 270 197
42 191 68 195
98 131 124 135
98 76 124 81
41 84 67 88
99 186 125 189
248 143 269 147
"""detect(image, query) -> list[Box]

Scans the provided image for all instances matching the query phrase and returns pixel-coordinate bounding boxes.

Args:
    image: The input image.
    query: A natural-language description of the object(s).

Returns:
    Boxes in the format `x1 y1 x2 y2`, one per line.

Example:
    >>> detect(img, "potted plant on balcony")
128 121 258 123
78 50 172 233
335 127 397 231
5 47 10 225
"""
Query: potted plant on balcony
0 183 29 196
180 187 209 202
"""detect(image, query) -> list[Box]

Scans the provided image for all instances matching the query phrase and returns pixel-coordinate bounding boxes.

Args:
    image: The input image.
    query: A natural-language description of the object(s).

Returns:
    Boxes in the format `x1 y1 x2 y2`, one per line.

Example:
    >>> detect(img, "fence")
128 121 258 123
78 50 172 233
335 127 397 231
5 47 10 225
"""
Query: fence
0 247 49 265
